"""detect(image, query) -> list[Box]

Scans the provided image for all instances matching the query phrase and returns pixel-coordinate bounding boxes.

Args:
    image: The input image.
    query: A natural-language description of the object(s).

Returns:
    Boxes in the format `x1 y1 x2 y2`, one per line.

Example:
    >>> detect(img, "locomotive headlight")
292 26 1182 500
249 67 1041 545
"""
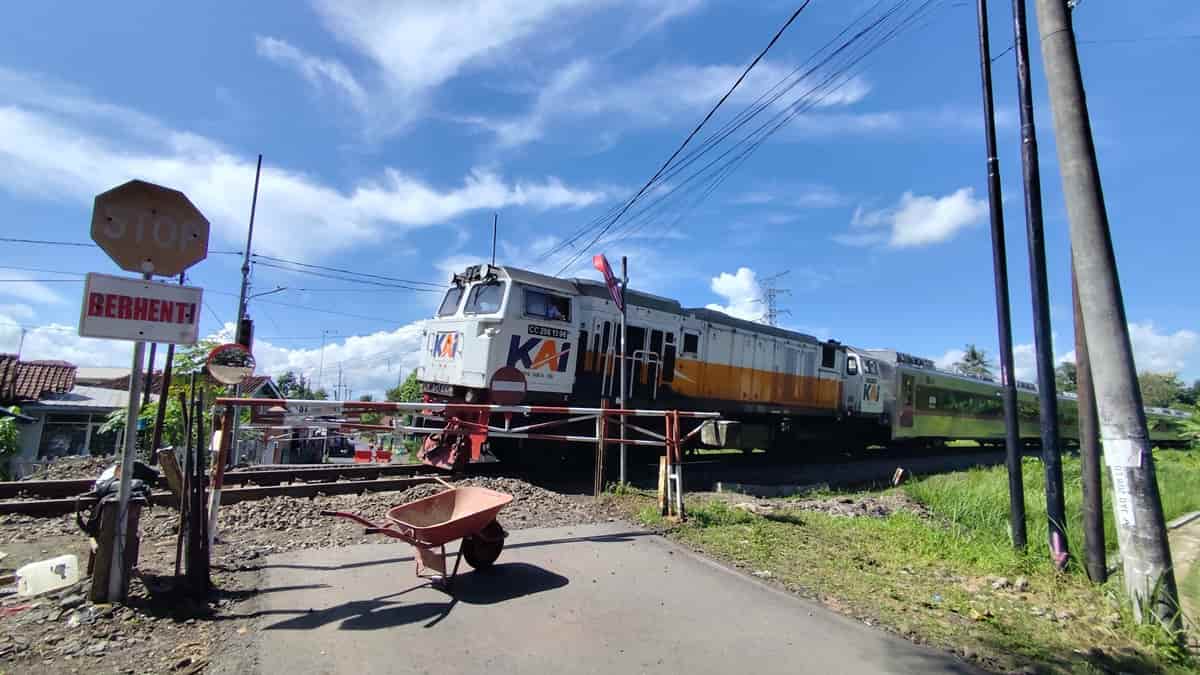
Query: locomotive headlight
484 327 500 337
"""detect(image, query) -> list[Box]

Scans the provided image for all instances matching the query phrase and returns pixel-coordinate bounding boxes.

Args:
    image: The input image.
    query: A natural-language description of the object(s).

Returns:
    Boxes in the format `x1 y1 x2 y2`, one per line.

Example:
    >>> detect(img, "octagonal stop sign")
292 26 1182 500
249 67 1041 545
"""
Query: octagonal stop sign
91 180 210 277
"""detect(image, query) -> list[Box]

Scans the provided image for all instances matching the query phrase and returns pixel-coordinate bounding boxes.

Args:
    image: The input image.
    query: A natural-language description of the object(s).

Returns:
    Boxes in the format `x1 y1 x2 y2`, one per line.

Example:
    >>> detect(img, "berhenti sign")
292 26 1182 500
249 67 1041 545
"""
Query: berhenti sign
79 273 203 344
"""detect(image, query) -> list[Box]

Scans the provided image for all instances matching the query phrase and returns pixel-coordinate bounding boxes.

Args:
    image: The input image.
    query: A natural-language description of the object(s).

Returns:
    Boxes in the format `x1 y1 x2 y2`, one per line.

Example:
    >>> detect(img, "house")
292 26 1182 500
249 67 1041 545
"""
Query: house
1 354 149 478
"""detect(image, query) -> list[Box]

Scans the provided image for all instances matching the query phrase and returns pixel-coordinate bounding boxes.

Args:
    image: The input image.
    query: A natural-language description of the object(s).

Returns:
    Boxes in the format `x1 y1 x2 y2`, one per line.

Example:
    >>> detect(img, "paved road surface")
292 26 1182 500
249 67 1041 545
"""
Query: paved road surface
250 522 980 674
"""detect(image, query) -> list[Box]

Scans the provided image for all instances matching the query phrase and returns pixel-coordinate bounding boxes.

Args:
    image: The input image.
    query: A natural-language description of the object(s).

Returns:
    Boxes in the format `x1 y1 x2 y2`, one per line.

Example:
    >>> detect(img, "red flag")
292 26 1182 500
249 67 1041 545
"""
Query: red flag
592 254 623 310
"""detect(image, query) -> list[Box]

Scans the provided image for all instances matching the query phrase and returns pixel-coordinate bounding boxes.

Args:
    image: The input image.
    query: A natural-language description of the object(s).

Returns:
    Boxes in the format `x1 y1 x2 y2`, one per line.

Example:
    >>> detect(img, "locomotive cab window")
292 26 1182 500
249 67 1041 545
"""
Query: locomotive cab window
464 280 505 315
846 357 858 376
682 332 700 356
820 343 837 369
436 286 464 317
524 288 571 322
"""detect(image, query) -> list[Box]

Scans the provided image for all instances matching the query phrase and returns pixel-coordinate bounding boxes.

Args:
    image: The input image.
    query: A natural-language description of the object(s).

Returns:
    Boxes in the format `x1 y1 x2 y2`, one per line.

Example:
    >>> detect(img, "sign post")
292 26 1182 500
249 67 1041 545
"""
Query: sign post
592 254 627 485
84 180 209 603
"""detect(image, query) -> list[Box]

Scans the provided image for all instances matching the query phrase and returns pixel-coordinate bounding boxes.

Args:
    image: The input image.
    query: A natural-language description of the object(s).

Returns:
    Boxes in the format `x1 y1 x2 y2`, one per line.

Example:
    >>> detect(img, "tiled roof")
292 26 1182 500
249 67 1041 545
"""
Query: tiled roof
0 354 77 403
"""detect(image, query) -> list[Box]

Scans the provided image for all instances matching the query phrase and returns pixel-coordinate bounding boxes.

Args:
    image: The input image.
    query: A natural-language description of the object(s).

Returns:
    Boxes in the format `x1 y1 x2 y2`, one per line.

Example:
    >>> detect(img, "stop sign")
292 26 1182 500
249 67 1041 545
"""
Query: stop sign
91 180 210 277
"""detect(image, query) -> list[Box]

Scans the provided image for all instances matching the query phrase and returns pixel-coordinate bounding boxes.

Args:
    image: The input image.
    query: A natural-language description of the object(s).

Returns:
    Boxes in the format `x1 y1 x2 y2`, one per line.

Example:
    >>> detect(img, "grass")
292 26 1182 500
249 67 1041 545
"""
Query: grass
905 450 1200 567
618 448 1200 674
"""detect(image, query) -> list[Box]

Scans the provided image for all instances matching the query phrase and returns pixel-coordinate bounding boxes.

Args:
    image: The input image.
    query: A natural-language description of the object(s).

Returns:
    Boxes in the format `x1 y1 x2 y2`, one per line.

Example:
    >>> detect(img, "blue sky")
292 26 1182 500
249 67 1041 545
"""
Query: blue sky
0 0 1196 398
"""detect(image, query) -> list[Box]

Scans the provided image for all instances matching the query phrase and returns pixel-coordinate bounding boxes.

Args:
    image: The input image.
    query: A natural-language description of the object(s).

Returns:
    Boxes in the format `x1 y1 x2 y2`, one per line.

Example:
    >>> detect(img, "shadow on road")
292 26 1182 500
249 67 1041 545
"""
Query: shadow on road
260 562 569 631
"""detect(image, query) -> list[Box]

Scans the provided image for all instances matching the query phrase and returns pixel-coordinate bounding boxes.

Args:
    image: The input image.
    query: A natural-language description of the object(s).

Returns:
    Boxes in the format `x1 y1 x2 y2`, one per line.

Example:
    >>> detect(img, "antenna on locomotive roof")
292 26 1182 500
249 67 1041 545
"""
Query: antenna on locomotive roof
491 213 498 266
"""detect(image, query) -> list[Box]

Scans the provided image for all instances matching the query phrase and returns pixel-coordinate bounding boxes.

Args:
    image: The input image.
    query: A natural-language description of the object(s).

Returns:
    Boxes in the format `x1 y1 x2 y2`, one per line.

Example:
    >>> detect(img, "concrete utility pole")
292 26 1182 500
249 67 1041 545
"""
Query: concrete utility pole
1034 0 1179 625
1072 262 1105 583
1011 0 1068 570
975 0 1027 550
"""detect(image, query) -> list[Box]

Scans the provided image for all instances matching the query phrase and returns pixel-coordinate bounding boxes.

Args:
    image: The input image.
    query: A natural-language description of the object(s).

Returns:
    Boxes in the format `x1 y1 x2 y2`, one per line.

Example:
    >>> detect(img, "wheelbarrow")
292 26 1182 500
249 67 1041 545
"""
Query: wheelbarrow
321 479 512 587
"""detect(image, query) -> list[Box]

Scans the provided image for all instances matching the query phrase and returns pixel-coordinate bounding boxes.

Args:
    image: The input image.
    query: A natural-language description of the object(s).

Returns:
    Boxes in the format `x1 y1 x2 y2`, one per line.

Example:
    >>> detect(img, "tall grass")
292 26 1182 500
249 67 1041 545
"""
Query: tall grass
905 449 1200 573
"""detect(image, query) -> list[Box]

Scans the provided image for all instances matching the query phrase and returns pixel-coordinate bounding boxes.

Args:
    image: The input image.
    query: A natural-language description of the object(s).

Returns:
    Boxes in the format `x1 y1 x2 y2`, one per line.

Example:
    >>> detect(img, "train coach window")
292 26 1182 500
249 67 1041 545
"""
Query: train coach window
465 280 505 315
437 286 463 317
524 288 571 322
682 332 700 356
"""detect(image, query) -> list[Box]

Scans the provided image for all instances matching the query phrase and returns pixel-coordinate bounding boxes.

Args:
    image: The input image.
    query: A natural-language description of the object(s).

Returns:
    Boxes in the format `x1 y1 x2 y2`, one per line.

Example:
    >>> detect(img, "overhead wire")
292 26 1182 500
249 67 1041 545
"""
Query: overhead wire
550 0 816 275
569 0 946 254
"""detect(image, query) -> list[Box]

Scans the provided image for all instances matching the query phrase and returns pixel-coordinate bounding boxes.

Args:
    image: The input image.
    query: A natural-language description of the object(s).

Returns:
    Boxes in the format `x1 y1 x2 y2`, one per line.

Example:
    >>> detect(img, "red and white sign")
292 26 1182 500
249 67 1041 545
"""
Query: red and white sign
489 366 527 405
78 273 203 344
592 254 623 311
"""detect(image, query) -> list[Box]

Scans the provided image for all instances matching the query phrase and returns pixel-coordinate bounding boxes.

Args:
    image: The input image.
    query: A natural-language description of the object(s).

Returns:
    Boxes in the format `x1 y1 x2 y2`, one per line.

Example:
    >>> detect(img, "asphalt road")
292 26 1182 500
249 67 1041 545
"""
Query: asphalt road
249 522 982 674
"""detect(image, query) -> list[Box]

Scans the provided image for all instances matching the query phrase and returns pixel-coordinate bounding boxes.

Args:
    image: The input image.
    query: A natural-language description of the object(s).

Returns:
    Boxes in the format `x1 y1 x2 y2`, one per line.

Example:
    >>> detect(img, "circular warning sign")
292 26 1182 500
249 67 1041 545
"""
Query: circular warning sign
489 366 527 405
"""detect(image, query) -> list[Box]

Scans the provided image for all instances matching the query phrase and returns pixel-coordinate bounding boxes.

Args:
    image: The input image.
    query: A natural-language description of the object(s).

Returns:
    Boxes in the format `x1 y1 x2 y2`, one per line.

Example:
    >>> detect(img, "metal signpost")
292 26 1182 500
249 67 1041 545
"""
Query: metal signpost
82 179 209 603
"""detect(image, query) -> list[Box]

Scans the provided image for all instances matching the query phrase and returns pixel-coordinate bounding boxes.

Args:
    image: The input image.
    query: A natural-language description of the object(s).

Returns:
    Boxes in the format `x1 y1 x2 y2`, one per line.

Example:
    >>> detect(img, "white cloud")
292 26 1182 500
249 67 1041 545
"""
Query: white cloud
0 272 67 305
1126 321 1197 374
935 348 965 372
271 0 702 134
0 304 36 321
251 322 428 400
0 316 132 366
255 36 368 112
468 59 871 147
0 68 606 260
836 188 987 248
705 267 762 322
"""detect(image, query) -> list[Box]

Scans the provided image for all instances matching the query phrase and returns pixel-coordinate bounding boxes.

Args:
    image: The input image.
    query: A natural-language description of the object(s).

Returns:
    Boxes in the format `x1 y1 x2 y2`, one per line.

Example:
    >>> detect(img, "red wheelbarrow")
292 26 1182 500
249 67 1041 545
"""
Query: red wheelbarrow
321 480 512 587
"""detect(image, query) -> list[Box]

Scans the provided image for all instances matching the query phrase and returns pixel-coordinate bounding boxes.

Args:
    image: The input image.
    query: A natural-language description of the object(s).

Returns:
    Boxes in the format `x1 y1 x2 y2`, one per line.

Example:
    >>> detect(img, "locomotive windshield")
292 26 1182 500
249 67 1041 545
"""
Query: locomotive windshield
464 280 506 315
437 285 464 317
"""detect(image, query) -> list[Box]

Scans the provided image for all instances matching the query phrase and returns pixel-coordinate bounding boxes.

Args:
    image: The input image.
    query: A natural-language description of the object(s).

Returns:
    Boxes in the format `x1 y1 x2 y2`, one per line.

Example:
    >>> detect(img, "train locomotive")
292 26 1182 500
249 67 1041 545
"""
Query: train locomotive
415 264 1190 465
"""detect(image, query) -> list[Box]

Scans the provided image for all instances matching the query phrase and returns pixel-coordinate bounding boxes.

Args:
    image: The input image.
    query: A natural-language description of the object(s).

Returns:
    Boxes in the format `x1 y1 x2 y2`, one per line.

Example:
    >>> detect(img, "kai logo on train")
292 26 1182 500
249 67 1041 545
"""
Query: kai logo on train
507 335 571 373
431 331 461 360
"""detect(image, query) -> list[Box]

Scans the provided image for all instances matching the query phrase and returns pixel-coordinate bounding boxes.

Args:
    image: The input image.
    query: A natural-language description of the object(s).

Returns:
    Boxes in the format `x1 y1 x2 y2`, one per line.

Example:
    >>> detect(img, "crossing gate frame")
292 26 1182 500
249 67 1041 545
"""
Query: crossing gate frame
214 397 720 519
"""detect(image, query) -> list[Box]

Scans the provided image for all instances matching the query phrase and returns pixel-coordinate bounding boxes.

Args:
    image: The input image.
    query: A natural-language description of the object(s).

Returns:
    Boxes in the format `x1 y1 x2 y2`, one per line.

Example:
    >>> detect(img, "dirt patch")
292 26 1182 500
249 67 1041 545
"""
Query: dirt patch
15 455 118 481
1 474 626 674
698 489 930 520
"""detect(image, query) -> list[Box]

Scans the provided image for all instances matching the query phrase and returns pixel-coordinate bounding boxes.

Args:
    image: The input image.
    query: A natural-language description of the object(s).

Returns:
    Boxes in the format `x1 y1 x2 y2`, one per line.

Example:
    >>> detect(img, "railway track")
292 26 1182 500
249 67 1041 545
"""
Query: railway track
0 462 508 517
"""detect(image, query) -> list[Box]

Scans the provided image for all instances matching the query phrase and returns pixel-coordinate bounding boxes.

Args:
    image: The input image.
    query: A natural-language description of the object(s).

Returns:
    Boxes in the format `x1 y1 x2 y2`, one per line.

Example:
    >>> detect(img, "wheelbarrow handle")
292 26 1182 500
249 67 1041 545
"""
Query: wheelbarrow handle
320 510 379 529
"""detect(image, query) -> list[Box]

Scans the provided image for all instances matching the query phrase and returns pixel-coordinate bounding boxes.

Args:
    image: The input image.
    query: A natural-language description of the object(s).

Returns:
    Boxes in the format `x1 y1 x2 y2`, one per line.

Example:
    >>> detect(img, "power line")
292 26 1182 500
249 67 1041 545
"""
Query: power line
552 0 815 275
252 260 440 292
0 236 241 256
251 254 443 290
589 0 940 252
0 266 86 277
0 279 85 283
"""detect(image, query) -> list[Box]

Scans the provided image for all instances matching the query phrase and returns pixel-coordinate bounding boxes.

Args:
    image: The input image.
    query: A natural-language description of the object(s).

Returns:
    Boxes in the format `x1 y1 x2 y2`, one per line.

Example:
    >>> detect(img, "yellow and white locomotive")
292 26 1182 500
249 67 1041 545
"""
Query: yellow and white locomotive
417 264 1190 461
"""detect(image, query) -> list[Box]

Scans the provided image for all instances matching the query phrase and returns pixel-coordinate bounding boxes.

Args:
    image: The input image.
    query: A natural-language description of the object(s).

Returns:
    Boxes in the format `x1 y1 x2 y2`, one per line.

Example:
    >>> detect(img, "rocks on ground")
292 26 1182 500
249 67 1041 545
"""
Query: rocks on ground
1 474 622 674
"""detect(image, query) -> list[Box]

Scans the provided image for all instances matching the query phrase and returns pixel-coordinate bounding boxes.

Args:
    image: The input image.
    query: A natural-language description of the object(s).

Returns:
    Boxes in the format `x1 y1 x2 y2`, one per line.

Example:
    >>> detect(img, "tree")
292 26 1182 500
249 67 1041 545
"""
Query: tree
953 344 995 380
277 370 320 399
1055 361 1078 393
1177 379 1200 407
386 372 422 403
1138 371 1185 409
0 407 22 480
358 393 382 426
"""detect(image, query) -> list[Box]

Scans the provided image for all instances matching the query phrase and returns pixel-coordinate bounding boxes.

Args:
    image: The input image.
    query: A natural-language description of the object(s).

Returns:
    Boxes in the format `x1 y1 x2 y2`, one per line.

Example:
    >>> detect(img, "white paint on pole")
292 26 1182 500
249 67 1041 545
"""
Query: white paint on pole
1111 470 1137 528
79 273 203 344
1098 434 1141 468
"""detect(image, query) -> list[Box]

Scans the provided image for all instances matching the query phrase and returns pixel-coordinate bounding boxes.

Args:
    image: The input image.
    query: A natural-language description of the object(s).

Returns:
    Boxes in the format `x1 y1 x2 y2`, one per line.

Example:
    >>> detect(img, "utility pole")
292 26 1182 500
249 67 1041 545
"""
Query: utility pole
491 213 498 266
618 256 628 485
1034 0 1178 625
976 0 1027 550
758 271 792 327
317 329 337 393
142 343 157 408
1011 0 1068 570
231 153 263 468
1072 260 1105 582
149 272 187 465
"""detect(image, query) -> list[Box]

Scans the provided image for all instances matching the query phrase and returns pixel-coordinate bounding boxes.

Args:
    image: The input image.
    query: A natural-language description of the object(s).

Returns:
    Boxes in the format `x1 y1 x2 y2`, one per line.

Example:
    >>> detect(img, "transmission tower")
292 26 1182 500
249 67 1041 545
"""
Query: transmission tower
758 270 791 327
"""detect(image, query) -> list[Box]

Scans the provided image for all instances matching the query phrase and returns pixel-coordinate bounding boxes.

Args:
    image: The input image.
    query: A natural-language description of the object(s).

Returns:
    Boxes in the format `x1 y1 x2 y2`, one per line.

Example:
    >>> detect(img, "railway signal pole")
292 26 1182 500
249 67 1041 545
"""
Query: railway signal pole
1034 0 1179 625
1011 0 1068 570
975 0 1027 550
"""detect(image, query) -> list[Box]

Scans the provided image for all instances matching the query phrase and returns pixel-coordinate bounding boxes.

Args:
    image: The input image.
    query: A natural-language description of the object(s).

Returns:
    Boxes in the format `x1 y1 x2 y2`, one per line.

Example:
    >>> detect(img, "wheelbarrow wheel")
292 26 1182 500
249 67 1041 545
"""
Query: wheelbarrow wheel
462 521 505 570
